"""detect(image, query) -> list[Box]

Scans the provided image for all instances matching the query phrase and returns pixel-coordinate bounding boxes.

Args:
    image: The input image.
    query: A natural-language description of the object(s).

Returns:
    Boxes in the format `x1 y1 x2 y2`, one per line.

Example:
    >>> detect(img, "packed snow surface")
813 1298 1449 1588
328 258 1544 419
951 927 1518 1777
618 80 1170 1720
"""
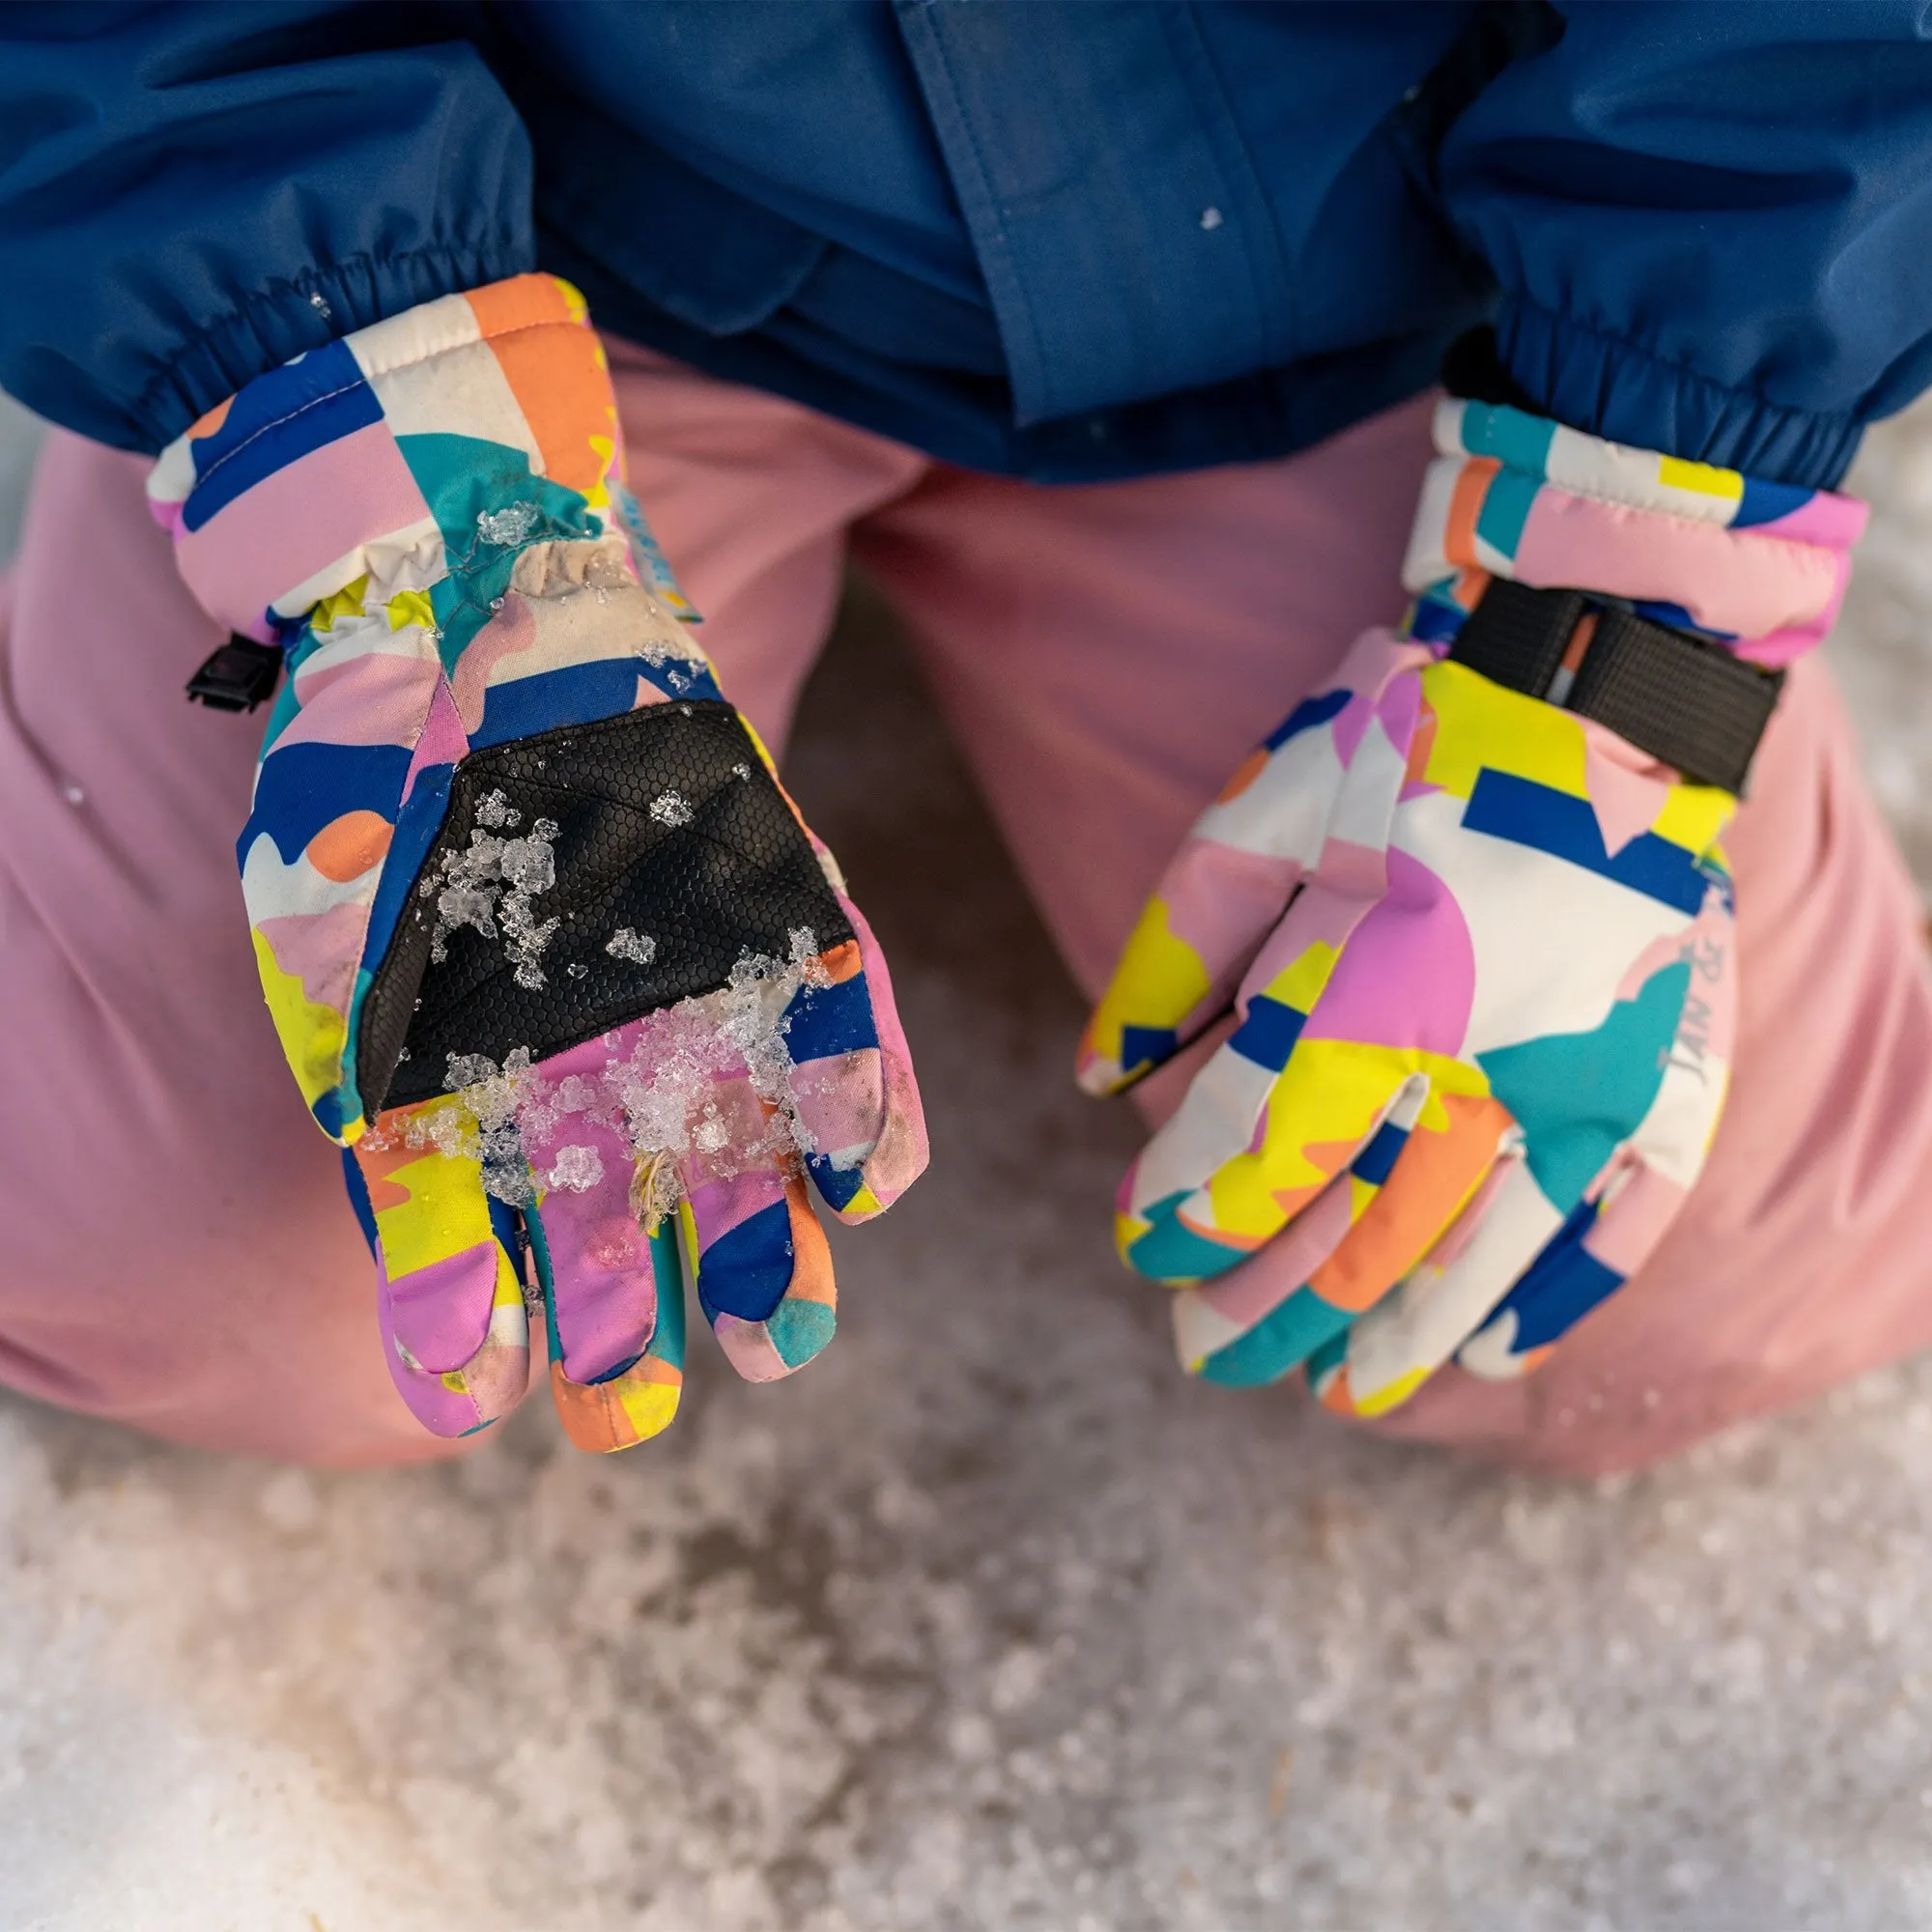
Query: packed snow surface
5 398 1932 1928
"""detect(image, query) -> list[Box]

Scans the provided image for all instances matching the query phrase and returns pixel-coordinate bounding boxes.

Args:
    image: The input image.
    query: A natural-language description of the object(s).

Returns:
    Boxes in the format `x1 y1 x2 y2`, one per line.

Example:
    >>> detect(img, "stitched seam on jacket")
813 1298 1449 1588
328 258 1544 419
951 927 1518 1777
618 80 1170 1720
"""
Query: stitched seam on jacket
132 240 519 448
1502 293 1861 436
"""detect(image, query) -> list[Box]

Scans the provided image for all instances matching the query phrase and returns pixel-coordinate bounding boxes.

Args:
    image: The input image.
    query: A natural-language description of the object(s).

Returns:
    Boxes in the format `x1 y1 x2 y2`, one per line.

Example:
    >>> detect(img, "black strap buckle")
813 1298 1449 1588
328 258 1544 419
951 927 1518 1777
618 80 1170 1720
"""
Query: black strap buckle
186 635 283 713
1448 580 1782 796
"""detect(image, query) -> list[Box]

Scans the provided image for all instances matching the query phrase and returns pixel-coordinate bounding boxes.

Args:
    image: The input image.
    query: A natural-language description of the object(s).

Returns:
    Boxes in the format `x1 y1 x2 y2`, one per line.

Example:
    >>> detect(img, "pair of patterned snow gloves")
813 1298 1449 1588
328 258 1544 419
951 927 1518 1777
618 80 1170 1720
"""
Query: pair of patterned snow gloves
150 275 926 1451
1080 363 1866 1417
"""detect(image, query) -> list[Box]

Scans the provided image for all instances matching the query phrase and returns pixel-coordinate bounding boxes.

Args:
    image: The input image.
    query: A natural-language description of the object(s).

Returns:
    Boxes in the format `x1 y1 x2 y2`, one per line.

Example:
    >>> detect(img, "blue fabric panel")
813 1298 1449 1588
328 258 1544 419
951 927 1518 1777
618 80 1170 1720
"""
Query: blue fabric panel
1352 1118 1410 1189
696 1198 795 1322
1731 473 1819 530
1227 995 1306 1073
805 1153 866 1214
637 657 725 706
242 740 414 866
782 971 879 1063
359 759 455 980
181 339 380 527
1480 1196 1625 1354
469 662 648 750
340 1146 380 1256
1460 770 1713 917
1631 600 1732 641
1264 687 1351 753
1120 1025 1180 1078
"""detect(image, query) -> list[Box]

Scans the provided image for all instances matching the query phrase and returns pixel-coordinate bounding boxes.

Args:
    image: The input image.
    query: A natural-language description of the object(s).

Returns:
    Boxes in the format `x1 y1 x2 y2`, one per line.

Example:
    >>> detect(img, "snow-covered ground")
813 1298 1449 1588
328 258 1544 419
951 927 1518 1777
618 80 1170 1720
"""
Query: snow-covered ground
6 394 1932 1931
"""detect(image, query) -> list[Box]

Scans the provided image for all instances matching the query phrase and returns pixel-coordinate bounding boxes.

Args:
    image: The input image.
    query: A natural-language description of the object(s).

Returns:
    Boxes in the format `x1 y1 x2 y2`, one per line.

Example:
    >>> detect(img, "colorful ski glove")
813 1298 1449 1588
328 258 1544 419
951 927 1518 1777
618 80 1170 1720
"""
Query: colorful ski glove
149 275 926 1450
1079 393 1865 1416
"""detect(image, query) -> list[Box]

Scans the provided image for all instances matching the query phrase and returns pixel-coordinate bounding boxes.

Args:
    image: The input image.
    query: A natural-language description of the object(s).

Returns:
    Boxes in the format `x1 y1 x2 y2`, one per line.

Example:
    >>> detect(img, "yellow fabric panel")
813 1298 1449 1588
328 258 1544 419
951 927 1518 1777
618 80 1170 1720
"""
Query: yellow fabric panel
309 574 372 633
250 927 346 1112
1657 455 1744 505
1419 661 1588 802
372 1137 497 1280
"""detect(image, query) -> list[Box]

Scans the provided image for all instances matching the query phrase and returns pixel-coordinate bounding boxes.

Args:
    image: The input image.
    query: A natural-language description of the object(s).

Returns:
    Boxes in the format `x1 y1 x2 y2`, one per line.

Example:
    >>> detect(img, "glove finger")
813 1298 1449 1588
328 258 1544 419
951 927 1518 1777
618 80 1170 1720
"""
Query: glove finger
1179 1079 1515 1386
784 898 928 1223
1451 1155 1673 1380
1115 686 1456 1288
520 1102 685 1453
349 1106 532 1437
1078 657 1421 1096
1170 1071 1435 1372
1112 864 1401 1282
1314 1138 1554 1417
676 1075 837 1383
716 711 927 1222
1453 877 1739 1376
1456 891 1737 1378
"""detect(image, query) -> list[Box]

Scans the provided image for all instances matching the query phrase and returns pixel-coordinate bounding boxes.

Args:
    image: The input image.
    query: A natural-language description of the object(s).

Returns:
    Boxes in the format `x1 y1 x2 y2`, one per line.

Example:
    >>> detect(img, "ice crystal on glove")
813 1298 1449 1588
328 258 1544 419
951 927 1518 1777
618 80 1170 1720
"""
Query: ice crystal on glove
475 501 541 547
371 1046 549 1207
422 792 562 990
546 1144 606 1193
399 935 836 1217
606 927 657 966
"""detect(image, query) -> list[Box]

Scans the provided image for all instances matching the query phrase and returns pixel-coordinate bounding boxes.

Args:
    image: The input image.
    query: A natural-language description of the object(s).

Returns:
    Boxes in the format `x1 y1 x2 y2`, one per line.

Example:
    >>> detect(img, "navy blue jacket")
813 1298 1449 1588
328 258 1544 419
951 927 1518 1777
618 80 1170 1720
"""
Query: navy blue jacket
4 3 1932 488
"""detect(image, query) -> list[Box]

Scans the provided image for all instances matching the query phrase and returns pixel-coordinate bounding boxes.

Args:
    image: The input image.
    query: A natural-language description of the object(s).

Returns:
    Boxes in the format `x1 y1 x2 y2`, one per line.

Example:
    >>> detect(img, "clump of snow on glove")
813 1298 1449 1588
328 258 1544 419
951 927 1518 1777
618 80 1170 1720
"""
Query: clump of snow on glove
380 927 834 1215
420 790 560 990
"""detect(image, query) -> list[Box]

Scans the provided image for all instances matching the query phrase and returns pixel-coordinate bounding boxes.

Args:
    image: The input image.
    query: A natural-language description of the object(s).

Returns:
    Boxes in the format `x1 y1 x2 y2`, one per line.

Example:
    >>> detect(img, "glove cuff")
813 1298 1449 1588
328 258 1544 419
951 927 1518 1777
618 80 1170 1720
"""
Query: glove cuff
145 273 694 643
1402 393 1866 668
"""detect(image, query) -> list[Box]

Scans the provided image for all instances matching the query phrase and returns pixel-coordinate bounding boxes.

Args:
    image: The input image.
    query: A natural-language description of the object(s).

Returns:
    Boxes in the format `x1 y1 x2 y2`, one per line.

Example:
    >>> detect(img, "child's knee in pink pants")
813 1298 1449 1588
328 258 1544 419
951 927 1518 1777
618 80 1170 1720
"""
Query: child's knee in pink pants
3 358 1930 1473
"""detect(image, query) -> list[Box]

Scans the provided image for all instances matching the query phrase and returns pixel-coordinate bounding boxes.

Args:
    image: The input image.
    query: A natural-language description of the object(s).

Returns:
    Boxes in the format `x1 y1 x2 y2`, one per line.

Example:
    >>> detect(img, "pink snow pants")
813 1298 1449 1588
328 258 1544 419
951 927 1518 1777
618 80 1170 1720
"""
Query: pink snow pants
4 339 1930 1473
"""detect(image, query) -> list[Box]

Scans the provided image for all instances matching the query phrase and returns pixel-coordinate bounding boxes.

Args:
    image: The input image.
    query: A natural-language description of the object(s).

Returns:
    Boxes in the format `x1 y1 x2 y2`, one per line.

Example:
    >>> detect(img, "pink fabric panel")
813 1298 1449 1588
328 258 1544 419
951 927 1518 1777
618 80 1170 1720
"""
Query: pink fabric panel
1187 1174 1356 1333
400 677 469 800
829 895 928 1214
172 423 430 638
1157 843 1304 980
270 651 443 751
1297 849 1475 1056
256 903 369 1014
383 1240 500 1374
1748 491 1868 550
1513 490 1843 644
788 1047 884 1154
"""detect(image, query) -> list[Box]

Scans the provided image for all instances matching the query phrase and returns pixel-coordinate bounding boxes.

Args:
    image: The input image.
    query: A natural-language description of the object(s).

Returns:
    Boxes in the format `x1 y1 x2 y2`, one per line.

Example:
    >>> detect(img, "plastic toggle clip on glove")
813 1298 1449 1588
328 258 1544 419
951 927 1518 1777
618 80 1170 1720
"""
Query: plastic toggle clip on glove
150 275 926 1451
1077 371 1865 1418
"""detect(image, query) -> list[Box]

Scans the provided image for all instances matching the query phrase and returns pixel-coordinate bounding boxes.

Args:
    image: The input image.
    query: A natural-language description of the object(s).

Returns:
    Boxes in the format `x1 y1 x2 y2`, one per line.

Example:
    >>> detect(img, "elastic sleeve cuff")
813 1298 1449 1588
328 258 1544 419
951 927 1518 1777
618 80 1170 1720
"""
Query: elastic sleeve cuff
1494 295 1865 494
131 237 532 454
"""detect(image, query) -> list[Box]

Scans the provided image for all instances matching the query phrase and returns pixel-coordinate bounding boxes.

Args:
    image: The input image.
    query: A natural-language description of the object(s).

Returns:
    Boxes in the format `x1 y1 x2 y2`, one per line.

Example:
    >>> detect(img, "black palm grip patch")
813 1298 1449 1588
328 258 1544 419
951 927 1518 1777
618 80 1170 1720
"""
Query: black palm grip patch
359 702 853 1115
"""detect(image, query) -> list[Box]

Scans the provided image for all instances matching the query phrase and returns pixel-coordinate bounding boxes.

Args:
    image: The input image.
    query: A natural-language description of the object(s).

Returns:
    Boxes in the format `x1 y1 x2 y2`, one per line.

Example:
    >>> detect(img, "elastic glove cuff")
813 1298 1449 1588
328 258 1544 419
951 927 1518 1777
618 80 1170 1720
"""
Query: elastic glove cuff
143 273 696 640
1402 395 1867 668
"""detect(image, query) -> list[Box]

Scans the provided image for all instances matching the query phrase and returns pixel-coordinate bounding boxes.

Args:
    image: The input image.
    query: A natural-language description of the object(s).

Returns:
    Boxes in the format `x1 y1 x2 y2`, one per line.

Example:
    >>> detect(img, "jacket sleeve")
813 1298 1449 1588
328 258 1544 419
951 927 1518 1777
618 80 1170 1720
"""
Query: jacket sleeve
0 1 532 453
1439 0 1932 487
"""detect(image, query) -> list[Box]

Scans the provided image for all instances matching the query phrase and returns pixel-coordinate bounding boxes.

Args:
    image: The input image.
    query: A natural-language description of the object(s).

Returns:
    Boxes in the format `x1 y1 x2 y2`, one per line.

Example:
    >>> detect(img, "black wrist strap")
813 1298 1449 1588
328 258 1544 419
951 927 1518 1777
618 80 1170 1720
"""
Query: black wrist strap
1447 579 1782 796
